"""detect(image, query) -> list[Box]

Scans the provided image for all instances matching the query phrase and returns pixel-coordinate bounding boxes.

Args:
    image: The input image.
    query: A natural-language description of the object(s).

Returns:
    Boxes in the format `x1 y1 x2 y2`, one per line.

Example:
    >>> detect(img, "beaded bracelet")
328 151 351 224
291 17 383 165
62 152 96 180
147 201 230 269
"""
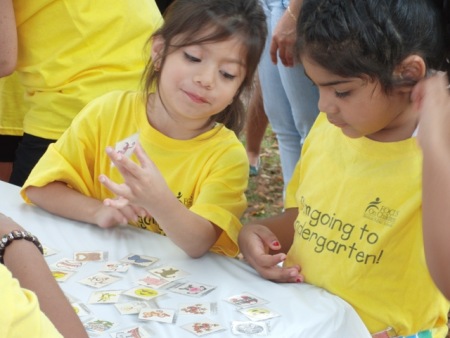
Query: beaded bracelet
0 230 44 264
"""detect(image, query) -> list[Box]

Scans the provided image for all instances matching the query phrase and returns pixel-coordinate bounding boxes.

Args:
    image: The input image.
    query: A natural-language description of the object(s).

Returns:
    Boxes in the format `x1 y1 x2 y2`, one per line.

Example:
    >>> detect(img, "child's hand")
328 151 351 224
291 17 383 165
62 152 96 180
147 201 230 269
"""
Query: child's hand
99 143 171 217
92 204 129 228
412 72 450 151
238 224 303 283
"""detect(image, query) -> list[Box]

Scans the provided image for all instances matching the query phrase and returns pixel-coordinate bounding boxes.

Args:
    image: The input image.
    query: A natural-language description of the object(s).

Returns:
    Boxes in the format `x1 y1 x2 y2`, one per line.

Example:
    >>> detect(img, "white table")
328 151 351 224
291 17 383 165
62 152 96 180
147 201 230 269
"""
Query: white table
0 181 371 337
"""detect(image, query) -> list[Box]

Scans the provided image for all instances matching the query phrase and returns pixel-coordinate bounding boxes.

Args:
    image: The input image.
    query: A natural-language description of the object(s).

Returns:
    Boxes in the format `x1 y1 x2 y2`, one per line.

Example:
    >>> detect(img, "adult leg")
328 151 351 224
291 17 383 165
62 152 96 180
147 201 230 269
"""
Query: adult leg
258 0 304 188
245 74 269 176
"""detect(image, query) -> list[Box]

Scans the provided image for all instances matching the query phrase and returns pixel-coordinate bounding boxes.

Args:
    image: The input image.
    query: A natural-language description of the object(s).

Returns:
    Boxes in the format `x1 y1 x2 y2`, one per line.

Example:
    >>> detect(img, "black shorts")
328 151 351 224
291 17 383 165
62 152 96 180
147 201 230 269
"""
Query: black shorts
0 135 22 162
9 133 56 186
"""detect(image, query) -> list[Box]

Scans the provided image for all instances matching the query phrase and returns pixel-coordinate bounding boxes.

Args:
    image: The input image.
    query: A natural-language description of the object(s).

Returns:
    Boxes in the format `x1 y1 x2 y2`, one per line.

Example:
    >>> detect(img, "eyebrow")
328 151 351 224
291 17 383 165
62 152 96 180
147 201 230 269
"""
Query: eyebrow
304 71 353 86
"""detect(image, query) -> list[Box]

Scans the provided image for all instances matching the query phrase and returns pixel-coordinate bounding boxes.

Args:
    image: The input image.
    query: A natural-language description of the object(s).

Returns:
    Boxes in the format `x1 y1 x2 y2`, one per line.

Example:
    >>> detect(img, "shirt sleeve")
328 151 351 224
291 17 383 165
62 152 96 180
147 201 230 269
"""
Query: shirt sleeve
1 264 63 338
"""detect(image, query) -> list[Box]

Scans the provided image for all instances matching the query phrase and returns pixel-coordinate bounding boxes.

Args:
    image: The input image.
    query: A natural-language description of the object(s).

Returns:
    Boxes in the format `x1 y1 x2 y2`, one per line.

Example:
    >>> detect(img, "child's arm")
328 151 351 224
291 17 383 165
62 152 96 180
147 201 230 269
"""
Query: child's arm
413 73 450 298
0 0 17 77
26 181 137 228
99 143 223 258
0 213 88 338
238 208 303 283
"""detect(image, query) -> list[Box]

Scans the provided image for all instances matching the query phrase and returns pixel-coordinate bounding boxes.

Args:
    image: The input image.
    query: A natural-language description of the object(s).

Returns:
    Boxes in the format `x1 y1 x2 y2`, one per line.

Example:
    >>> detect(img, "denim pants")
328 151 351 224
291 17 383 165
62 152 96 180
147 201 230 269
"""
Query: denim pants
258 0 319 189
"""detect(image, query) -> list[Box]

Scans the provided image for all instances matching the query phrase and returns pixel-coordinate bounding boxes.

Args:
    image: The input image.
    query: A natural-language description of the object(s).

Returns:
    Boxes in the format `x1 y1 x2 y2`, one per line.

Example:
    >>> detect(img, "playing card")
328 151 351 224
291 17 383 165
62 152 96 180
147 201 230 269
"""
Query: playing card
79 272 122 288
123 286 166 300
181 320 226 336
167 281 216 297
42 245 58 257
114 133 139 160
71 302 91 317
114 300 154 315
231 321 269 335
88 290 122 304
120 253 159 267
110 326 153 338
51 269 75 282
239 307 280 321
51 258 85 271
74 250 108 262
84 318 118 335
147 265 189 281
138 308 175 323
178 302 217 316
137 274 172 288
225 293 268 308
100 261 131 273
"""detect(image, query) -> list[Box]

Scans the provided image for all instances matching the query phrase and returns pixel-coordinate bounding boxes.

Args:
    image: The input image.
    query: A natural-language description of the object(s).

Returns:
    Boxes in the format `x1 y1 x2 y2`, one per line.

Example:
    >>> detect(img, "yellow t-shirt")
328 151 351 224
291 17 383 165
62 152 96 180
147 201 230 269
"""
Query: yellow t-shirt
285 113 449 337
22 91 248 257
1 264 62 337
13 0 163 140
0 72 26 136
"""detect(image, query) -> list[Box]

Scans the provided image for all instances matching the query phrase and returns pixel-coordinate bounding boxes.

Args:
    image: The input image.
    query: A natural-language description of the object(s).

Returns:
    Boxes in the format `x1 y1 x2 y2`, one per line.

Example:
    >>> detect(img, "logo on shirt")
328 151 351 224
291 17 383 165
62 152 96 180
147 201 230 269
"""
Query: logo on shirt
363 197 399 227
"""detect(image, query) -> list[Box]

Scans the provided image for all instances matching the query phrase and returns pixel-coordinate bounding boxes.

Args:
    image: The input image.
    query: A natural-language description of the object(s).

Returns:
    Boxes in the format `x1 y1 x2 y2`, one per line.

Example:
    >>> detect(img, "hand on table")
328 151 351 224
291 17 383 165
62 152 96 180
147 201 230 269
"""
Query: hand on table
92 201 147 228
238 224 303 283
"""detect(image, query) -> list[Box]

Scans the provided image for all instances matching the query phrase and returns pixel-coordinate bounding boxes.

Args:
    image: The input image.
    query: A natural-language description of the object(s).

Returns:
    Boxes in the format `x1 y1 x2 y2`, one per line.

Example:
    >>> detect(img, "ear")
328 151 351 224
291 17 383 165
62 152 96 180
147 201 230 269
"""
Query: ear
393 55 426 92
151 35 165 62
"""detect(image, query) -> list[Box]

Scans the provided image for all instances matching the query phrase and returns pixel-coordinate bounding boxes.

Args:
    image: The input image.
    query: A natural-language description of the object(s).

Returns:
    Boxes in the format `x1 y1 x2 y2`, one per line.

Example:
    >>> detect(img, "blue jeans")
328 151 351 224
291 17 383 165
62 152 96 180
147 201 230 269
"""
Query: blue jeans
258 0 319 189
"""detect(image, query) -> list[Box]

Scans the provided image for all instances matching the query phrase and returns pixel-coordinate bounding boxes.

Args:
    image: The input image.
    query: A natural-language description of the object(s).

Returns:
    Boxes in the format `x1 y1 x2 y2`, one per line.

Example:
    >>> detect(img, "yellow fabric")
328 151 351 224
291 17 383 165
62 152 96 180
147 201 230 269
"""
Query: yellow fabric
12 0 163 140
0 72 26 136
22 91 248 257
285 113 449 337
1 264 62 338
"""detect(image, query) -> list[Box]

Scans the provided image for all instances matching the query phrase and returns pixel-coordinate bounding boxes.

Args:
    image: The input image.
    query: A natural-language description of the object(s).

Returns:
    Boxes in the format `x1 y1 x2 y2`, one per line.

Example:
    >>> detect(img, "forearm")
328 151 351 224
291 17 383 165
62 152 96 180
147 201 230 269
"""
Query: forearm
422 146 450 298
0 0 17 77
26 182 103 225
288 0 303 15
0 215 88 337
151 196 220 258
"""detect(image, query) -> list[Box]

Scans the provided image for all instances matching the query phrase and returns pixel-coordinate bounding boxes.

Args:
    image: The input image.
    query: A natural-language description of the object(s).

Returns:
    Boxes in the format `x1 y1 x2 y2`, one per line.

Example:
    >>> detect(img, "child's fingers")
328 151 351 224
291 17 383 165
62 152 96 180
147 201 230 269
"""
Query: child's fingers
133 143 154 169
105 146 140 179
99 174 130 197
103 196 129 209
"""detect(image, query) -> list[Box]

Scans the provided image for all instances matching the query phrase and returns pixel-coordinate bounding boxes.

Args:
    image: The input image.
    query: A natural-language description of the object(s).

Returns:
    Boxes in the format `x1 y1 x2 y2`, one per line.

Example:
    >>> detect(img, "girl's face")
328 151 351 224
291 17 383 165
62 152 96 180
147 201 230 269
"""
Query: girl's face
151 33 247 133
302 56 417 142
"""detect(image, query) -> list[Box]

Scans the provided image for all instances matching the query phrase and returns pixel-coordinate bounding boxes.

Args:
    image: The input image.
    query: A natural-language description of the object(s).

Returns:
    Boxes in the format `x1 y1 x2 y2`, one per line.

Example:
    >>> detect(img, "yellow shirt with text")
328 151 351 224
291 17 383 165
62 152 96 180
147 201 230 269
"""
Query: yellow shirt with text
22 91 248 257
285 113 449 337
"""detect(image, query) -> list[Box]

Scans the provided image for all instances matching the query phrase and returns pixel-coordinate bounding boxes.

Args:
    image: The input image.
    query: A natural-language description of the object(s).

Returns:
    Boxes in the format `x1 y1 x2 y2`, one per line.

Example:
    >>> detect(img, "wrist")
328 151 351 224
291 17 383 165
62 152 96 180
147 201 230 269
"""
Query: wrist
286 6 297 22
0 230 44 264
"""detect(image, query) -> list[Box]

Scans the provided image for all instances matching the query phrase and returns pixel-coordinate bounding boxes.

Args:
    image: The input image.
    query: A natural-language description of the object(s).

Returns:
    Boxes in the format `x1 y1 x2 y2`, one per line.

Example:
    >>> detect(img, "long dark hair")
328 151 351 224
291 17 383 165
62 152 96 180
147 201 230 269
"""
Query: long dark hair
143 0 267 135
296 0 450 92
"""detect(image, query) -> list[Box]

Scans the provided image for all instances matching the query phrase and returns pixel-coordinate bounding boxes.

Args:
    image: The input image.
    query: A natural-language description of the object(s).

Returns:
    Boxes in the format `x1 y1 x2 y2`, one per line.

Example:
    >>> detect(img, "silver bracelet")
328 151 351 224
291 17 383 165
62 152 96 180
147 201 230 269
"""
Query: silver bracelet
0 230 44 264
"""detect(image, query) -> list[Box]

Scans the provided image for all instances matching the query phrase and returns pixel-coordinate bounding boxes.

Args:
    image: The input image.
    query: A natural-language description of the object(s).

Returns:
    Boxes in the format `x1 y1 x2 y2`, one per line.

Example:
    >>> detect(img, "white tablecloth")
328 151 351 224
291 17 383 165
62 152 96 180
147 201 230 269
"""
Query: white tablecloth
0 181 371 337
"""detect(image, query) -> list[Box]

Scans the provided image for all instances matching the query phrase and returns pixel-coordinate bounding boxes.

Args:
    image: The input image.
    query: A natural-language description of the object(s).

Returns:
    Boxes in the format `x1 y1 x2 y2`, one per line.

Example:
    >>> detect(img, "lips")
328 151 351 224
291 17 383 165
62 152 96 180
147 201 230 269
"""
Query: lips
327 116 346 128
184 90 209 104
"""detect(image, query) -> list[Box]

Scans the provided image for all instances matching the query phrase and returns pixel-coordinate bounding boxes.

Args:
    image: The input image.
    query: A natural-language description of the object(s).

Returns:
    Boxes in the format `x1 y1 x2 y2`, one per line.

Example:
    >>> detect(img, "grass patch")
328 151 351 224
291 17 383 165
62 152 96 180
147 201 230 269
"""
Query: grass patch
240 126 284 224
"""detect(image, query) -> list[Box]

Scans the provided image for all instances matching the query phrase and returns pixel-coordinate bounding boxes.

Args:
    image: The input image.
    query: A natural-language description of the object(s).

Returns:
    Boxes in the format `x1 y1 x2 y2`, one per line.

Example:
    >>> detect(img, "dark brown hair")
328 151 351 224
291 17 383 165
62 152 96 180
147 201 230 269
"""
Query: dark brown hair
143 0 267 135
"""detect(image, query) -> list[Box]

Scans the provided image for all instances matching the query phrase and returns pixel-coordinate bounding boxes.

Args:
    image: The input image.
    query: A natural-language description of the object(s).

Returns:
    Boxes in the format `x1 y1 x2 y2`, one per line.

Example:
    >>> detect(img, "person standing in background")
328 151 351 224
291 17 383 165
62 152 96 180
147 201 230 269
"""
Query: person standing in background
0 73 25 182
5 0 163 186
257 0 319 194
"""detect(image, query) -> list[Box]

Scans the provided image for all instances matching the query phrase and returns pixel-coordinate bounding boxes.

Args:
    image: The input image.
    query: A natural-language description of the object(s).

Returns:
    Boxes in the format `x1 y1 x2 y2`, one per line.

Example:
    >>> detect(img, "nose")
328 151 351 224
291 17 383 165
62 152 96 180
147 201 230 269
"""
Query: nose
317 90 338 114
193 66 215 89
